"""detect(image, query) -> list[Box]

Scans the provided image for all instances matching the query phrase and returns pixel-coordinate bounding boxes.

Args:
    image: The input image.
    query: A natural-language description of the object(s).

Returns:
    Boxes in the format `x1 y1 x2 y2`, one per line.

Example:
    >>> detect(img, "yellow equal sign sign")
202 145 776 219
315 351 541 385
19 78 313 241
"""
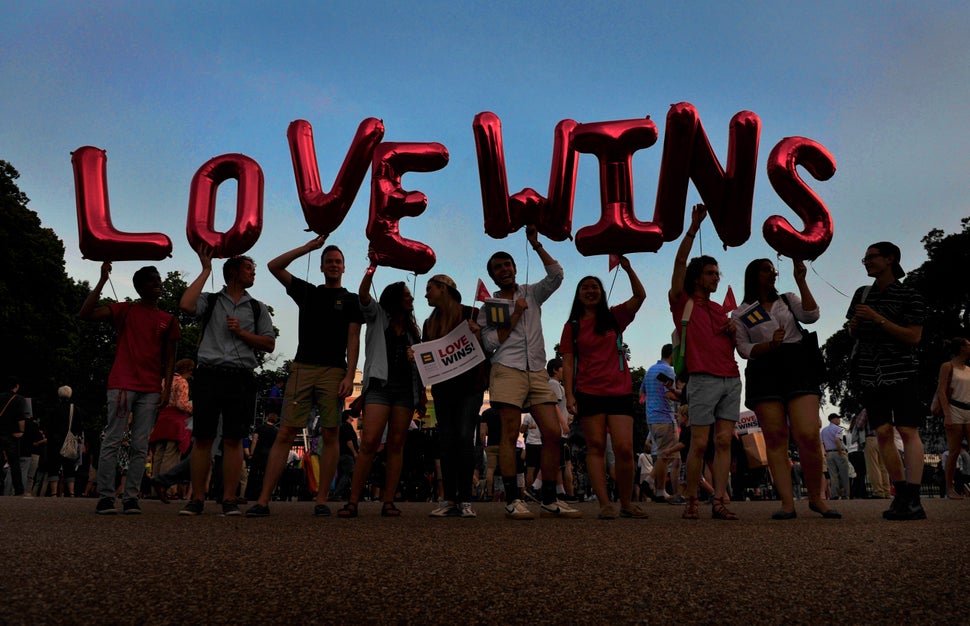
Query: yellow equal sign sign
489 303 506 325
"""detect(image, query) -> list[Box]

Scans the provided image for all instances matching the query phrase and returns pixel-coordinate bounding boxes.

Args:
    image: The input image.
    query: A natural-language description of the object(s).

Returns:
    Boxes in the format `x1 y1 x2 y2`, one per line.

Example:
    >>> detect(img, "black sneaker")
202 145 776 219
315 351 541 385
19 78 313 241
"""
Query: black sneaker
245 504 271 517
96 498 117 515
221 501 242 517
314 504 332 517
122 499 142 515
179 500 205 516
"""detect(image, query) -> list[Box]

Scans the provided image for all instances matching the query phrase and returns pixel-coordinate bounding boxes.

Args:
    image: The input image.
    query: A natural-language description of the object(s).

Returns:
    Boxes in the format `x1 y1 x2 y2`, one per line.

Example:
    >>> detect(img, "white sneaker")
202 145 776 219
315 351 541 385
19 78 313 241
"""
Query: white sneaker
429 501 458 518
540 499 583 519
505 499 535 520
459 502 477 518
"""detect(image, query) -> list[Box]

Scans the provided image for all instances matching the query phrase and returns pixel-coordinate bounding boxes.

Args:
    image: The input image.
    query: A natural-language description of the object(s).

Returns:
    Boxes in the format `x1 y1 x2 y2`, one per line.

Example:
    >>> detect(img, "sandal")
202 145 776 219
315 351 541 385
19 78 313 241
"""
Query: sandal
337 502 358 518
381 502 402 517
711 496 739 521
681 496 700 520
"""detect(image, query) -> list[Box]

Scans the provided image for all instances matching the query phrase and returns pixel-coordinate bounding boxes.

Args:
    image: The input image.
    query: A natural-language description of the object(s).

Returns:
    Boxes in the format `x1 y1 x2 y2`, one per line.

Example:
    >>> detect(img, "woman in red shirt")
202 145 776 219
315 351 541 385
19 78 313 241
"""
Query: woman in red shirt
561 256 646 519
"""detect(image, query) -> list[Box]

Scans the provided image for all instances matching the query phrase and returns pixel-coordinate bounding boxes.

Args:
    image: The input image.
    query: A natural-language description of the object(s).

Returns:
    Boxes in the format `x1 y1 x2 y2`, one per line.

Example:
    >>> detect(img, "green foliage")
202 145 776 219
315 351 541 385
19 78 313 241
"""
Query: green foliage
821 217 970 452
0 160 81 408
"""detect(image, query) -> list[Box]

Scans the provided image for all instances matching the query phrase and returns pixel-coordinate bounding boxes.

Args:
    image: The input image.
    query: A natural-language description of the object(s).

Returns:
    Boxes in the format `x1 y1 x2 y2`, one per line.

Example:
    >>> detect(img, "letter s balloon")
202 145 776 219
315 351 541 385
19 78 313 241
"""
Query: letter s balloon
764 137 836 260
186 154 264 258
72 146 173 261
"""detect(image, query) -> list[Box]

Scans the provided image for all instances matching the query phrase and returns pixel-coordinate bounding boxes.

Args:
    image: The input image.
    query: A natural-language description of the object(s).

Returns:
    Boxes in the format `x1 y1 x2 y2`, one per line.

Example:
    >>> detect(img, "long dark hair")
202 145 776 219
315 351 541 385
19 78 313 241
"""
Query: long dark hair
568 276 618 335
379 282 420 339
742 258 779 305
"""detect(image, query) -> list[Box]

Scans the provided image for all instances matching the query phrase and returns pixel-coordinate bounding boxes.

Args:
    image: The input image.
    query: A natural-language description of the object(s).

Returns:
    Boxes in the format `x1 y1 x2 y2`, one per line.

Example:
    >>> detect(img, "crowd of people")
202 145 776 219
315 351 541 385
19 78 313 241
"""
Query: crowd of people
3 203 968 524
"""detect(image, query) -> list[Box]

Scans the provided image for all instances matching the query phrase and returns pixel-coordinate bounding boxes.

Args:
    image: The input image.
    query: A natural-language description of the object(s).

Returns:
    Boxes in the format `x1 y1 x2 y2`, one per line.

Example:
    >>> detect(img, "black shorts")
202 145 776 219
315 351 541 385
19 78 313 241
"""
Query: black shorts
743 343 820 409
575 392 636 418
862 379 924 430
193 366 257 441
525 443 542 469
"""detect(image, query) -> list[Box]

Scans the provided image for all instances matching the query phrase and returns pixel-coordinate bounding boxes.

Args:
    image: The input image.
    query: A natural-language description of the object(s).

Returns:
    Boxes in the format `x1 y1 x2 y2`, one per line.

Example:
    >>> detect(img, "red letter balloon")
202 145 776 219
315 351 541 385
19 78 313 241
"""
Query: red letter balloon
71 146 173 261
571 118 662 256
186 154 264 258
764 137 836 260
473 112 578 241
288 118 385 237
367 142 448 274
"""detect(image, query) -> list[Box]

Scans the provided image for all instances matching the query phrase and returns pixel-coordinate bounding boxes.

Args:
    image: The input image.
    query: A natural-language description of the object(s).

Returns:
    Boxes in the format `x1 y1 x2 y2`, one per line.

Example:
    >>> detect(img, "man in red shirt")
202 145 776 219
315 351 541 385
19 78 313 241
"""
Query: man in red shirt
669 205 741 521
79 262 180 515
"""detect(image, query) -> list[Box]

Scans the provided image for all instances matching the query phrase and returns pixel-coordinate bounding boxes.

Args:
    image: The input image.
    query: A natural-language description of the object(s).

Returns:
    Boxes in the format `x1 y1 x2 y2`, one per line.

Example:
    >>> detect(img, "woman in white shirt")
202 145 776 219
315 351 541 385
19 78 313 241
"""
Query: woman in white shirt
937 336 970 498
732 259 839 519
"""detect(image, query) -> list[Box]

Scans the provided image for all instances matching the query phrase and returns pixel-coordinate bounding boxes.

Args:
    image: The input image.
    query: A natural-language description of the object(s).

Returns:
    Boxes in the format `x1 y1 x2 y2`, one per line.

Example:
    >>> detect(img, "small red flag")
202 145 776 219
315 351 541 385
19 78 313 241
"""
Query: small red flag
475 279 491 303
609 254 620 271
722 285 738 313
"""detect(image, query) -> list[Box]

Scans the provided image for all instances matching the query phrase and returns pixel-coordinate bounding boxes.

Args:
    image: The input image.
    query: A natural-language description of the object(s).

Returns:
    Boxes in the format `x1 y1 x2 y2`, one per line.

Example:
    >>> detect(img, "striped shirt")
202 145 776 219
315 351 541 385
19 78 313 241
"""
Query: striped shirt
846 280 925 387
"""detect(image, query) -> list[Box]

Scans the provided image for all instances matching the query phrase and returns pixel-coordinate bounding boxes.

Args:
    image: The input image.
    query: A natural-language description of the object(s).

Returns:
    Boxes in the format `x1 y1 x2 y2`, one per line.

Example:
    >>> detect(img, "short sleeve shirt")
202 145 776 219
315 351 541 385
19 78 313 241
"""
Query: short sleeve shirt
107 302 181 392
560 305 635 397
642 360 677 425
846 281 925 387
287 278 364 368
669 291 739 378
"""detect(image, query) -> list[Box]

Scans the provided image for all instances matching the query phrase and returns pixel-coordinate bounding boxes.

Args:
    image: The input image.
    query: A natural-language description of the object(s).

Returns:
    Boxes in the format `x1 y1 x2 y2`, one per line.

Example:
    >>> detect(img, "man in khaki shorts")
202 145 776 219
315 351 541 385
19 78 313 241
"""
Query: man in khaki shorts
479 225 580 520
246 236 363 517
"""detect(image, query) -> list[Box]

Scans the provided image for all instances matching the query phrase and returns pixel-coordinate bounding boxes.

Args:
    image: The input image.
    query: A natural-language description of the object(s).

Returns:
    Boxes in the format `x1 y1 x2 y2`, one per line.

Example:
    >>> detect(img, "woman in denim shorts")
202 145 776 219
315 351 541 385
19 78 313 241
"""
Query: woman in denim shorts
338 262 422 518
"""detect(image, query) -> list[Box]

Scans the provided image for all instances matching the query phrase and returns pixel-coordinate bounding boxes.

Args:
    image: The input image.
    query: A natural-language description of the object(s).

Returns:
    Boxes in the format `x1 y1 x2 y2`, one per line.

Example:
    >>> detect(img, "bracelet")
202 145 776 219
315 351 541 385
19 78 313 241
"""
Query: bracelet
685 232 696 239
532 243 543 251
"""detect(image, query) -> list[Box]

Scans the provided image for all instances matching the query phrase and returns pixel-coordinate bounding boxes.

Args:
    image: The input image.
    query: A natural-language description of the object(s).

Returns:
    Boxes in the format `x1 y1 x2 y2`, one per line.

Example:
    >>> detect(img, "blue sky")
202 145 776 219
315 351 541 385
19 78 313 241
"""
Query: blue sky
2 2 969 399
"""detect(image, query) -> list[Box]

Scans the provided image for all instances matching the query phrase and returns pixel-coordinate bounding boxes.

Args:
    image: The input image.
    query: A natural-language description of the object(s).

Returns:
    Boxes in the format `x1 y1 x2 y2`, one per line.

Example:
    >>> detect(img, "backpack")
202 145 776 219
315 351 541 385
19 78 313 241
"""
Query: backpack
671 299 694 379
198 292 262 344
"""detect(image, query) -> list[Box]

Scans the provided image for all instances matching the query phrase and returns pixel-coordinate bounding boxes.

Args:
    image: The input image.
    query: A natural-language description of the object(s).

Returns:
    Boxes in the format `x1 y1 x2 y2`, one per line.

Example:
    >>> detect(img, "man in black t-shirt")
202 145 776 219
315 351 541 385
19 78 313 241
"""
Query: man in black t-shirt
0 376 30 496
247 237 363 518
848 241 926 520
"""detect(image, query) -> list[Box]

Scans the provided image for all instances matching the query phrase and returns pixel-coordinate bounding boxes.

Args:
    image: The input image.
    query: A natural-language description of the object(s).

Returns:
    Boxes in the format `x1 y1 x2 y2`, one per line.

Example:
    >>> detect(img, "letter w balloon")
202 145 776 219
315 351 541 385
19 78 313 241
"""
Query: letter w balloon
764 137 836 260
186 154 264 258
367 142 448 274
71 146 173 261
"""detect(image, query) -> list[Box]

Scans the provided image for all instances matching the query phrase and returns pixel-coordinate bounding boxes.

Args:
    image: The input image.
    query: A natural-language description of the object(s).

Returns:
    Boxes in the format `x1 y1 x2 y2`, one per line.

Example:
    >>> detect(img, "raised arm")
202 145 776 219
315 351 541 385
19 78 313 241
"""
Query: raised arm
618 255 645 316
669 204 706 301
358 252 377 306
268 236 326 289
78 261 113 321
180 245 214 314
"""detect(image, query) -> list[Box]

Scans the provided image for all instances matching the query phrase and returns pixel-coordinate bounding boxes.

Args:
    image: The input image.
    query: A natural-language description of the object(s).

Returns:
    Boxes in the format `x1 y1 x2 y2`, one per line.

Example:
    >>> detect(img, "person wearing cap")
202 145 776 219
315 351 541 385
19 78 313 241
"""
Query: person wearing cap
421 273 486 518
336 256 422 518
479 224 581 520
848 241 926 520
79 263 180 514
245 237 358 518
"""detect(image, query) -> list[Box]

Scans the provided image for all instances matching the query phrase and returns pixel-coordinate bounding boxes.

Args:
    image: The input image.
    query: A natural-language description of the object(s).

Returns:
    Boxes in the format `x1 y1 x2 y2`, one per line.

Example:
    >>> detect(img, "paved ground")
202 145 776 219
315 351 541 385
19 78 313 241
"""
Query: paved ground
1 496 968 625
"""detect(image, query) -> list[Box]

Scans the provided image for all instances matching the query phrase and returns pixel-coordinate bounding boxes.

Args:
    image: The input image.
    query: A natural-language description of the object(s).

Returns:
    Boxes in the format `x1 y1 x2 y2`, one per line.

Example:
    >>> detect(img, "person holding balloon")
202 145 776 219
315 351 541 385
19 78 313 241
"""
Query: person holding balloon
732 258 839 520
559 256 647 519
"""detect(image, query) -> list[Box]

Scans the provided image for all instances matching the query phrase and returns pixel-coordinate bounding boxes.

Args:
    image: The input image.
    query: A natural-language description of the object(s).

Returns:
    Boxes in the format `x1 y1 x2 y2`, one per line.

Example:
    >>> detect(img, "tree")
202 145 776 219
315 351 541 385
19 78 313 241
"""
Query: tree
0 160 82 405
821 218 970 452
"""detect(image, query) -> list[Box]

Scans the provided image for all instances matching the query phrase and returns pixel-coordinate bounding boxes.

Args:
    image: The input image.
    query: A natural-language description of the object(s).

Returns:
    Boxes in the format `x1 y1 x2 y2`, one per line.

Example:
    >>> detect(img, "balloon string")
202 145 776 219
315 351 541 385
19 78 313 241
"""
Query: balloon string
608 264 619 302
810 261 851 298
698 227 703 256
107 277 118 301
524 235 531 285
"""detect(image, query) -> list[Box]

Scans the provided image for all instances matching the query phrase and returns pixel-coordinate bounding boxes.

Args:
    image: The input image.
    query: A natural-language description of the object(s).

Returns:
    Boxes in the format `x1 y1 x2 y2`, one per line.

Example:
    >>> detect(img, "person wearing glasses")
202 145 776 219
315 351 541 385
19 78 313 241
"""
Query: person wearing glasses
848 241 926 520
669 205 741 521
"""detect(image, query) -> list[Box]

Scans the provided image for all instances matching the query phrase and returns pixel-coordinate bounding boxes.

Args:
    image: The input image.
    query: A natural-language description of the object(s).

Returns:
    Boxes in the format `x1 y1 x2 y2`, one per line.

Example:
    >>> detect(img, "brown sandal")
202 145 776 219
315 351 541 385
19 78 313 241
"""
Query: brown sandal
682 496 700 520
381 502 402 517
337 502 358 518
711 496 739 521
